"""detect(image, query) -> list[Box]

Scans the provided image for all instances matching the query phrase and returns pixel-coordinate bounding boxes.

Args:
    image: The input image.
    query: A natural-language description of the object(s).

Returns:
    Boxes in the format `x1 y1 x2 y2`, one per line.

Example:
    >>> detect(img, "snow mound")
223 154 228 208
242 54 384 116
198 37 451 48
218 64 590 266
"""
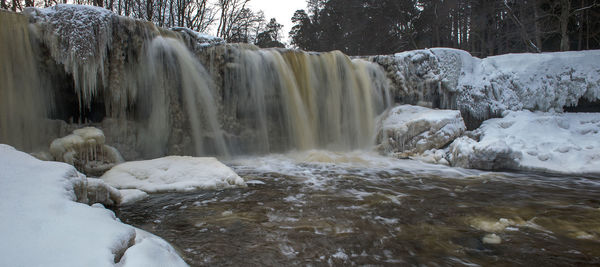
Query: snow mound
0 144 186 266
449 111 600 174
376 105 466 157
119 228 187 267
50 127 124 176
101 156 246 193
373 48 600 127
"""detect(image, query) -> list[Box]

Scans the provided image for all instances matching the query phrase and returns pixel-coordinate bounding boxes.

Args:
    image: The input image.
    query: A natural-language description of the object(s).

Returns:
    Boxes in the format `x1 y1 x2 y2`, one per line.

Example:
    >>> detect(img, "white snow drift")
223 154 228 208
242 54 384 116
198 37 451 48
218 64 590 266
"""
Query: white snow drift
101 156 246 193
449 110 600 174
376 105 466 157
0 144 187 267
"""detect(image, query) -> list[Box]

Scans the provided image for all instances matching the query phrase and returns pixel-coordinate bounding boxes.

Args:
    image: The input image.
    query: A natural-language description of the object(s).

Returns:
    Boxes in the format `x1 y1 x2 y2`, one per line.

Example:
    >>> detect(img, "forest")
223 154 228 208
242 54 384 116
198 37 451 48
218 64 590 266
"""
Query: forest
2 0 600 56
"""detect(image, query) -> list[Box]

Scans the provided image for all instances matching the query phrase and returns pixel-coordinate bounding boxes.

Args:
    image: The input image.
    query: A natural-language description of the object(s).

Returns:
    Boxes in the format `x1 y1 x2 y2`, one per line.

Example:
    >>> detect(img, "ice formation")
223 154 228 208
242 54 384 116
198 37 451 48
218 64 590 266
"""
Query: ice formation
0 144 186 266
50 127 124 175
376 105 466 157
101 156 246 193
448 110 600 174
373 48 600 128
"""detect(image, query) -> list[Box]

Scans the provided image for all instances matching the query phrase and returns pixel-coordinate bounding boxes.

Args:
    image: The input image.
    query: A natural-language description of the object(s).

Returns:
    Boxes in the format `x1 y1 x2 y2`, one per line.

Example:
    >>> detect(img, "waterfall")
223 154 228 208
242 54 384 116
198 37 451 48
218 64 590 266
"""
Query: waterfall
139 36 229 158
0 10 52 151
222 47 391 154
0 6 392 160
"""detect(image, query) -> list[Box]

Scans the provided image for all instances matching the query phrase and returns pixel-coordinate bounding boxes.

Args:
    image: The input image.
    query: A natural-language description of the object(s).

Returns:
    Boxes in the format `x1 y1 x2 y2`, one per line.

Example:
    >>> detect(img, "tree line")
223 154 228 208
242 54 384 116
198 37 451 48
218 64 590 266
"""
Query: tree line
1 0 285 48
290 0 600 56
3 0 599 56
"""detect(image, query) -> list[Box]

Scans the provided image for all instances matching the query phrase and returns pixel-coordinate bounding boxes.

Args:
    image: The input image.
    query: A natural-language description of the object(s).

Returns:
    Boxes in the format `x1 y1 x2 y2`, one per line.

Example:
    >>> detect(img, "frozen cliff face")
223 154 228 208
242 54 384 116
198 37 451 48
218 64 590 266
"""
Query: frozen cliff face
373 48 600 129
376 105 466 157
14 5 230 159
50 127 124 176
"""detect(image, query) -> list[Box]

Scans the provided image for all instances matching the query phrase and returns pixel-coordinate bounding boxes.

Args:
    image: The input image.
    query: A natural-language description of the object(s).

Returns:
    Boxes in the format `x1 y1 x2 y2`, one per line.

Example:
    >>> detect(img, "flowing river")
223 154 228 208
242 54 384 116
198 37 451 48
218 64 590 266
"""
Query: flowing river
116 150 600 266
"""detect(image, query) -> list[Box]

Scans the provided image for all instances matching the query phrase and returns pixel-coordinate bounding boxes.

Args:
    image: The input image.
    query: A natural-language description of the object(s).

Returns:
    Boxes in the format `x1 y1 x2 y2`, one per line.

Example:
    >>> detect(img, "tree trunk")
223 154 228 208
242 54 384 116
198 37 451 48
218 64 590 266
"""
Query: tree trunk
559 0 571 51
533 0 543 51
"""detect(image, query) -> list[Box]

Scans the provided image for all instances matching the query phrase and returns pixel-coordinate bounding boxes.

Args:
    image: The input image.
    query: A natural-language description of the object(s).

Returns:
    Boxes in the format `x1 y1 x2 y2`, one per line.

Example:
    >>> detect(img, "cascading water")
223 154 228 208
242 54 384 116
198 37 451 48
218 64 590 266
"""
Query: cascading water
139 36 229 158
0 5 391 160
0 10 52 151
221 47 391 154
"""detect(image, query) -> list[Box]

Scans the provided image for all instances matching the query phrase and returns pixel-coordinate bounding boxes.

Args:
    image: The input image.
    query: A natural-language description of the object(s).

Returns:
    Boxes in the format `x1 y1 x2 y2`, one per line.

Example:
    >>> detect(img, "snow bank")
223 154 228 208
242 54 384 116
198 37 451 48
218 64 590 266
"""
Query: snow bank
449 111 600 174
0 144 187 266
50 127 124 176
373 48 600 127
376 105 466 157
101 156 246 193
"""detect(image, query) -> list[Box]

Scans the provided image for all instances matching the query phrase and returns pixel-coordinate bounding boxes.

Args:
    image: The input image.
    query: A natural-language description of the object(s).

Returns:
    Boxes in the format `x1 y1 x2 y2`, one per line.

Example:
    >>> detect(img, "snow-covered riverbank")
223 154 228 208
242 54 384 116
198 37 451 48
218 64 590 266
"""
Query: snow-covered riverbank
0 145 187 267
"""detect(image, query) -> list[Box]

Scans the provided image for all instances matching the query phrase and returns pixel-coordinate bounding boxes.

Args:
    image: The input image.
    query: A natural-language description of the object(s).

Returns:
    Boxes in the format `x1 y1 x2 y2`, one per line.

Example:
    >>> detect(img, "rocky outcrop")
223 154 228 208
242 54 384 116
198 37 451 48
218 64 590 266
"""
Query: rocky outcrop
376 105 466 157
448 136 522 171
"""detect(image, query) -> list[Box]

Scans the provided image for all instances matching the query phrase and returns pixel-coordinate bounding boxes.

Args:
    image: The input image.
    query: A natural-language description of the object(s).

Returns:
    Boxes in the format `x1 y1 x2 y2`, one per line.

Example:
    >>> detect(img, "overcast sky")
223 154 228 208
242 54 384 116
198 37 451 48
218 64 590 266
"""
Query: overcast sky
248 0 307 44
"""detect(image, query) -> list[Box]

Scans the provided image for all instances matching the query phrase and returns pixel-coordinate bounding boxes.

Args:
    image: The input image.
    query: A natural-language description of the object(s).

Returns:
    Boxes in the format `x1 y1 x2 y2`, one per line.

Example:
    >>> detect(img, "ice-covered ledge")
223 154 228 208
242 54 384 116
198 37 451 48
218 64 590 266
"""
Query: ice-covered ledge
0 144 187 267
373 48 600 129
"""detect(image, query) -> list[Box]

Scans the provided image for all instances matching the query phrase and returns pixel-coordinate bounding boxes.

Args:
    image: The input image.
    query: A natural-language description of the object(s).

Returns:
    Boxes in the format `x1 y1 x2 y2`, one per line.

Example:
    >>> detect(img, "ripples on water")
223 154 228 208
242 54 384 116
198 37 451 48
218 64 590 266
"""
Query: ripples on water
117 150 600 266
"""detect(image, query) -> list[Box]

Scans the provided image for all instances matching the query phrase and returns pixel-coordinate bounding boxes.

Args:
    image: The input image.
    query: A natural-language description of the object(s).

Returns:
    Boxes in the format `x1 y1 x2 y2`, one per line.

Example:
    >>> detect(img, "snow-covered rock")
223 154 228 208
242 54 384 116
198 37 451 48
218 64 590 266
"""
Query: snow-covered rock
0 144 187 266
376 105 466 157
87 178 122 206
50 127 124 176
448 136 522 170
373 48 600 128
101 156 246 193
448 111 600 174
119 189 149 205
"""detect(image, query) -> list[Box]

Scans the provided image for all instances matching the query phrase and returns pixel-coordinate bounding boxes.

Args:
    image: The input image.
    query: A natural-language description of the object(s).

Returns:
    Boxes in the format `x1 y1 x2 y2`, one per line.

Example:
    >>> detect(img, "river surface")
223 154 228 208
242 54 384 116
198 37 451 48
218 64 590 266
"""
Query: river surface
116 150 600 266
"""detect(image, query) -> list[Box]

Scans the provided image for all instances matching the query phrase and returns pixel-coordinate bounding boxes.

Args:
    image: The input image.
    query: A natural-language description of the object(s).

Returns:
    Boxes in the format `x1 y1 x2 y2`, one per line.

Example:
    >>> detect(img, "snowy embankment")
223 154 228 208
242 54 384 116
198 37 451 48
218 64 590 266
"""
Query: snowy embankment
373 48 600 127
449 110 600 175
377 105 600 175
101 156 246 193
0 145 187 267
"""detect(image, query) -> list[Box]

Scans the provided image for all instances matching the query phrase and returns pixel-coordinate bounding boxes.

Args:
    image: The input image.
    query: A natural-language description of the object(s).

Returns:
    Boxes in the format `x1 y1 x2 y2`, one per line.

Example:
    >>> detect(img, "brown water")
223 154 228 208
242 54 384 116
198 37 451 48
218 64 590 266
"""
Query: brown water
116 151 600 266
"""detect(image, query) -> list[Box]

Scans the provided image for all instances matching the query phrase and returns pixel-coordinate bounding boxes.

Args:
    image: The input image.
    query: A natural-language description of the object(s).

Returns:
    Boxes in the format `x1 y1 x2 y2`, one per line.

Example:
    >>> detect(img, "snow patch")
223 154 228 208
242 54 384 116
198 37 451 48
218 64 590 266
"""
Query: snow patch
101 156 246 193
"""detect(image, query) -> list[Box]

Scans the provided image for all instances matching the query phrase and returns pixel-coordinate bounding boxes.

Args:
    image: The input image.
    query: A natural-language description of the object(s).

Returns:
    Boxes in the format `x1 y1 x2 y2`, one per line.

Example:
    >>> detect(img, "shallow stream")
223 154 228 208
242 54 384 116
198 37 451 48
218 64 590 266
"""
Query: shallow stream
117 151 600 266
